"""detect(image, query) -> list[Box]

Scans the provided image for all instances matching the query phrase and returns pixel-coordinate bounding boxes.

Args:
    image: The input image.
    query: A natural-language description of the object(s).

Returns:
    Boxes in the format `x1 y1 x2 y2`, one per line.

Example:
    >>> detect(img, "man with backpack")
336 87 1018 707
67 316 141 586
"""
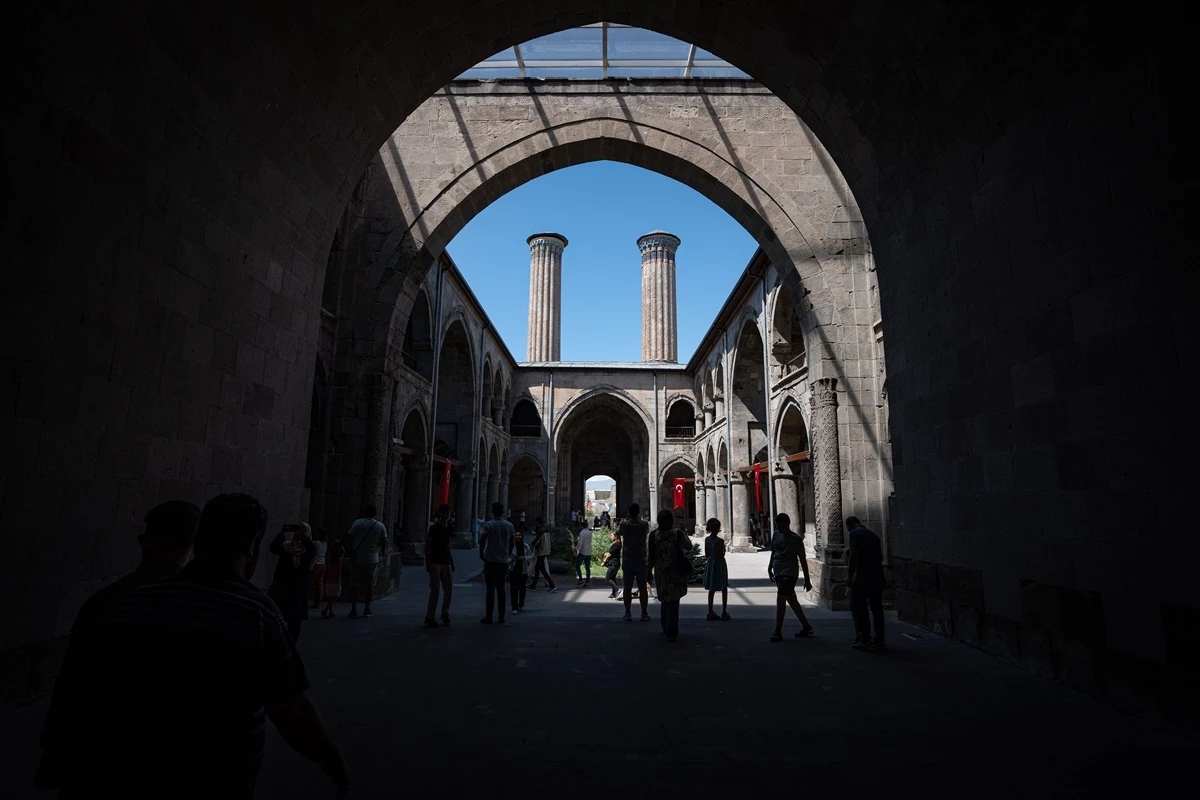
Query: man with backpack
346 504 388 618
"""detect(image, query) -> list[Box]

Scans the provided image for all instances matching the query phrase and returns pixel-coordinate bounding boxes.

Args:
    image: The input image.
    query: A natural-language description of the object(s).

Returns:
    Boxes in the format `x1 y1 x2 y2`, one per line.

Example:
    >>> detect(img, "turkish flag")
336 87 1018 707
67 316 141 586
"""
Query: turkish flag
438 459 452 505
753 463 762 512
673 478 686 510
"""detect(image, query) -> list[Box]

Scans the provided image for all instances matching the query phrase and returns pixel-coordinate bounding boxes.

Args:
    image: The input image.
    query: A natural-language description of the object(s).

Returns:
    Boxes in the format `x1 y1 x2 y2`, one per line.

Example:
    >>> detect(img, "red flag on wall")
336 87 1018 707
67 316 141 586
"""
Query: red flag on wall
753 463 762 512
438 459 452 505
672 478 686 510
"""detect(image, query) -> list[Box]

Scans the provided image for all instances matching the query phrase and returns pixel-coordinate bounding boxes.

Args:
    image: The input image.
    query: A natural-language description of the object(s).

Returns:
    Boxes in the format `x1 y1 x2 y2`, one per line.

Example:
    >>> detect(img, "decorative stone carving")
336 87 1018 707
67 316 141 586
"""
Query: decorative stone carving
810 377 843 557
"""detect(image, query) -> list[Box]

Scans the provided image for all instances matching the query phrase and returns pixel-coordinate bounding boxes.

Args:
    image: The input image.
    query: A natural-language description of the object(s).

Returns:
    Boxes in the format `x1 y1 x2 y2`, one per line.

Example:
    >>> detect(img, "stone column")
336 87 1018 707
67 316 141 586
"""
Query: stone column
705 482 718 529
713 393 725 421
382 439 404 532
453 469 476 548
499 477 510 515
492 396 503 427
362 374 393 512
730 472 753 551
703 403 714 428
811 377 847 609
526 233 567 362
714 474 730 540
638 231 681 363
773 471 799 531
487 474 500 511
694 412 704 436
696 479 708 529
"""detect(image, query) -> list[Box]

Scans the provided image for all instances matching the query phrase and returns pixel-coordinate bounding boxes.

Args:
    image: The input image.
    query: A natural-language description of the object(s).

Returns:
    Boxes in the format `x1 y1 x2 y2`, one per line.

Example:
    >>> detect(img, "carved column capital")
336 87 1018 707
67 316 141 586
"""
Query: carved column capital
810 378 839 409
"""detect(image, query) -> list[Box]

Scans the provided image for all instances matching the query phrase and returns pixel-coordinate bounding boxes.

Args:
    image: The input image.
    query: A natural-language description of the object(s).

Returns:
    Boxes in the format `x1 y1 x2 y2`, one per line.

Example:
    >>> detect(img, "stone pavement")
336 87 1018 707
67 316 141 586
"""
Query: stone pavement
3 550 1197 798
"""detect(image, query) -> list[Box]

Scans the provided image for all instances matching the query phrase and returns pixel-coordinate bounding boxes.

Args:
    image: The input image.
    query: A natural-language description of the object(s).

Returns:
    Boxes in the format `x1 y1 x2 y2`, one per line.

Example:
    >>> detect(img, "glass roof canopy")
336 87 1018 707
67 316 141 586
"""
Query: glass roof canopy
458 23 750 80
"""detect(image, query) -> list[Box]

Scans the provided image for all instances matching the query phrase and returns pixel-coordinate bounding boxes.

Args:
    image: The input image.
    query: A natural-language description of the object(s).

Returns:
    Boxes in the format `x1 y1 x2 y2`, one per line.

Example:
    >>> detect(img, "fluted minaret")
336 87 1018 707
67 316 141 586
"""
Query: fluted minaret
638 231 680 362
526 233 567 362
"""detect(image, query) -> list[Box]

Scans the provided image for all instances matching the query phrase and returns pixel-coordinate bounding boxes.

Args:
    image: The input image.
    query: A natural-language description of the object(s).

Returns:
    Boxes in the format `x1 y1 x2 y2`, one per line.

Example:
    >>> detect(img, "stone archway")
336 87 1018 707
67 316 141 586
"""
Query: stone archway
774 400 812 544
435 319 476 542
396 408 430 563
659 458 697 533
508 456 545 527
554 392 652 523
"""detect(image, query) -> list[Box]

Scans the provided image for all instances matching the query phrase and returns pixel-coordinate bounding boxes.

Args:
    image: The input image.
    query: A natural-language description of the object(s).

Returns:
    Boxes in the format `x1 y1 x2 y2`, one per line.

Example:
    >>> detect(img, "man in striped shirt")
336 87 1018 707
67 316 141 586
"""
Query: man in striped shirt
36 493 350 799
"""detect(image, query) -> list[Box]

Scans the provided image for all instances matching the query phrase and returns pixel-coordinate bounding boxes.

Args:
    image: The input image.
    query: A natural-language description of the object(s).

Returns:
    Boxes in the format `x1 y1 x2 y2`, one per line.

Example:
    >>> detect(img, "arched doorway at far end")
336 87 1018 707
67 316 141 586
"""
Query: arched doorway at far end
508 456 545 529
584 474 616 523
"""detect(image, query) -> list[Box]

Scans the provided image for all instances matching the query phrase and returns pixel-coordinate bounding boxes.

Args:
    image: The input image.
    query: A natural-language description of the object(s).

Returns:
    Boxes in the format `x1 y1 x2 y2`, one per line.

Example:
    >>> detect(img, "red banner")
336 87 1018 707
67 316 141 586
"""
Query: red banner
672 478 686 510
438 459 452 505
753 463 762 512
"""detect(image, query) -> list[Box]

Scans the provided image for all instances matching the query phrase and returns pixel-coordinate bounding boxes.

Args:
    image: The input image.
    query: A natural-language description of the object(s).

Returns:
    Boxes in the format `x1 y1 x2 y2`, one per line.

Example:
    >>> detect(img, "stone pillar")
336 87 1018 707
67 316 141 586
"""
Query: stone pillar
714 475 729 539
487 474 500 510
705 483 718 530
703 403 714 428
453 469 476 548
713 393 725 421
694 412 704 436
382 439 404 533
362 374 393 512
730 472 753 551
696 480 708 530
638 231 681 363
492 396 503 427
526 233 567 362
811 377 847 609
773 471 799 531
499 478 510 514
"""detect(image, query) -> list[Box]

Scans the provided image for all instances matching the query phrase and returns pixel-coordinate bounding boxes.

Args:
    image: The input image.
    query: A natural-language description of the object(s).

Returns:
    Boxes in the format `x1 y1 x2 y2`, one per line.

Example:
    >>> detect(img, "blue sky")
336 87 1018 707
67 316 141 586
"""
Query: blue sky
445 161 758 364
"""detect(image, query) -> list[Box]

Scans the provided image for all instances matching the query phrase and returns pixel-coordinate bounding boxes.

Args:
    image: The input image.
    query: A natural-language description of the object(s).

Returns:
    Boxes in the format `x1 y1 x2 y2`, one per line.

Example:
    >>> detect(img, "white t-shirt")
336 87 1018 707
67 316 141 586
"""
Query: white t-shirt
576 529 593 557
312 540 328 566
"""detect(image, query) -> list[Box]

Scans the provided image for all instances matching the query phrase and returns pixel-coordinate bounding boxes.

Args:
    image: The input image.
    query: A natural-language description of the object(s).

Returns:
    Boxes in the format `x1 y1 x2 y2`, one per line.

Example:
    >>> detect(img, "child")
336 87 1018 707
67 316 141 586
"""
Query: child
321 538 346 619
767 512 814 642
508 531 533 613
702 518 730 620
603 531 622 599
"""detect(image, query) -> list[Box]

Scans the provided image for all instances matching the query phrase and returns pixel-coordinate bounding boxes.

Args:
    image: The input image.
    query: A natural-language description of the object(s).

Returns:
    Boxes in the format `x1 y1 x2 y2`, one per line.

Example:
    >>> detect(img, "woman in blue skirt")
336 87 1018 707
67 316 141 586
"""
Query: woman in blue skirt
703 518 731 621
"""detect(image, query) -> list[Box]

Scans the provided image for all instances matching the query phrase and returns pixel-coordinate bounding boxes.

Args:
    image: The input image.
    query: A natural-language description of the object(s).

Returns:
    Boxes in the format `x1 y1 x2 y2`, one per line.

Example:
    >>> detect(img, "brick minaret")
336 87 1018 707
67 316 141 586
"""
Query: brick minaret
638 231 680 363
526 233 567 362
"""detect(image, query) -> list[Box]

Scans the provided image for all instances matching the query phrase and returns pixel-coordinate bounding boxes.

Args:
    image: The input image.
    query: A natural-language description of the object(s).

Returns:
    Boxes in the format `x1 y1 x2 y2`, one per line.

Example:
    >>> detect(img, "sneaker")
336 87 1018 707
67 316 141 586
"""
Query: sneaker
721 612 732 621
348 609 358 619
480 617 493 624
640 613 651 622
582 581 590 588
424 617 440 629
866 641 887 652
623 612 632 622
852 638 869 650
440 614 451 626
706 612 720 621
770 631 783 643
547 586 558 593
512 608 520 614
794 627 814 638
363 609 374 618
665 636 677 642
608 591 617 599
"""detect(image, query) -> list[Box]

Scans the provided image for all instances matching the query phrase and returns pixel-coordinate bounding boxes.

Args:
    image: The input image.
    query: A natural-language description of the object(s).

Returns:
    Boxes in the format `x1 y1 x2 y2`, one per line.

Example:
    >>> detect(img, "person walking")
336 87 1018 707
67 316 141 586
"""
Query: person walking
648 509 690 642
346 504 388 618
603 530 622 599
528 518 557 592
424 504 455 628
768 512 814 642
574 521 593 588
309 528 328 610
268 522 316 641
702 518 731 621
320 538 346 619
509 530 534 613
619 504 652 622
846 515 886 651
479 502 514 624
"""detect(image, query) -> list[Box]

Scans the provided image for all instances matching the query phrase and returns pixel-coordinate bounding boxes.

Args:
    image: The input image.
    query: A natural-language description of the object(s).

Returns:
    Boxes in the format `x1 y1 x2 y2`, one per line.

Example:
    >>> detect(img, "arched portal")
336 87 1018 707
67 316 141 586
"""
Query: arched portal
555 392 651 523
775 401 812 545
771 286 806 382
508 456 545 526
731 321 767 469
435 320 476 541
511 399 542 438
659 460 697 533
402 289 434 380
396 409 430 563
664 398 696 439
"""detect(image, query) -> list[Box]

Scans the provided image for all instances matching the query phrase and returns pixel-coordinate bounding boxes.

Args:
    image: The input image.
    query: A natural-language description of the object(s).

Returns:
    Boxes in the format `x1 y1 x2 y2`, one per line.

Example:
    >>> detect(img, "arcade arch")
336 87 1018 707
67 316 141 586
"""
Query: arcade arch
555 392 651 523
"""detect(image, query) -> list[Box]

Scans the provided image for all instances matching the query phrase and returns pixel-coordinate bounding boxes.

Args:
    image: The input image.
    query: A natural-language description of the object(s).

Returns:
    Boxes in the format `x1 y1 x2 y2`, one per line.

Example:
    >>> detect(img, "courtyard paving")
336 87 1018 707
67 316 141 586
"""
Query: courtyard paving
3 550 1196 798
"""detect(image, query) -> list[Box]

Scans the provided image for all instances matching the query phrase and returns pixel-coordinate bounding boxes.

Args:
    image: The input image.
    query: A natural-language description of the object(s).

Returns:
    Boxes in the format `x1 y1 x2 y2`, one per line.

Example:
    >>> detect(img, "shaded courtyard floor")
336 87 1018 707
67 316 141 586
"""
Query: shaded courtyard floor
3 551 1197 798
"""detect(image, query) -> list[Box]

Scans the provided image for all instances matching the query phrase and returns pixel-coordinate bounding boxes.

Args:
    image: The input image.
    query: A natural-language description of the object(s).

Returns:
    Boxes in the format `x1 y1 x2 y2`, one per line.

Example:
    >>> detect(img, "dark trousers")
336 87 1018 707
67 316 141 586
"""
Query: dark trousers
850 579 885 643
530 555 555 588
575 554 591 579
509 573 527 610
660 599 681 639
484 562 507 620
